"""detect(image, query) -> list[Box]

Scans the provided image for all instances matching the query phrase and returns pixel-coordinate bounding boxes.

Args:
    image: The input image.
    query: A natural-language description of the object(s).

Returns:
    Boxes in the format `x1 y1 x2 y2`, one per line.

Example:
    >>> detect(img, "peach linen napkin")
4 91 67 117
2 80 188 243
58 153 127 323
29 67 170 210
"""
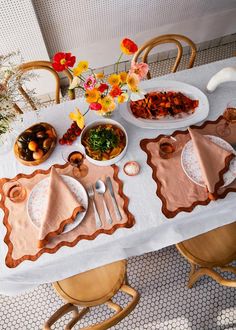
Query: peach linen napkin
38 166 85 248
188 128 235 199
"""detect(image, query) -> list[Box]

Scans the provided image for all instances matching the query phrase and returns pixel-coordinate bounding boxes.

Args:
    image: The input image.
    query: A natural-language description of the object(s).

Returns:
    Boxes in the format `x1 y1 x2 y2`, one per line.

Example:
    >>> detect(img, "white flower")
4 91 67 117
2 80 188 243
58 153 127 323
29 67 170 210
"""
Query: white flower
130 88 146 101
69 76 80 90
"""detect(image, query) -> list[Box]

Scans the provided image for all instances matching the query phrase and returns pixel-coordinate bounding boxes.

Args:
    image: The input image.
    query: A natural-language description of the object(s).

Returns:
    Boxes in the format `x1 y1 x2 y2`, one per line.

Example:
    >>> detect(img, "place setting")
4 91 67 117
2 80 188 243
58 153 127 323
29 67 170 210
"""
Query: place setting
140 100 236 218
0 116 135 268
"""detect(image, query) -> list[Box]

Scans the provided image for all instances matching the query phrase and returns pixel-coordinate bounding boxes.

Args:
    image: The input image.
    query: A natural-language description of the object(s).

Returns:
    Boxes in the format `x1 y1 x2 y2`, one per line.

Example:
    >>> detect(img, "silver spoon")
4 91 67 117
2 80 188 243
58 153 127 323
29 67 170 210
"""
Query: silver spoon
95 180 112 225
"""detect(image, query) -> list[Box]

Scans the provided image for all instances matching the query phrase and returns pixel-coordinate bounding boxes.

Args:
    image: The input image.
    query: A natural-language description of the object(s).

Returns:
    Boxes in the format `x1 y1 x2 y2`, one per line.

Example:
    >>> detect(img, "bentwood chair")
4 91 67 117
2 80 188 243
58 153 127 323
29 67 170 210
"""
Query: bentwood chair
132 34 197 79
10 60 75 114
176 221 236 288
43 260 140 329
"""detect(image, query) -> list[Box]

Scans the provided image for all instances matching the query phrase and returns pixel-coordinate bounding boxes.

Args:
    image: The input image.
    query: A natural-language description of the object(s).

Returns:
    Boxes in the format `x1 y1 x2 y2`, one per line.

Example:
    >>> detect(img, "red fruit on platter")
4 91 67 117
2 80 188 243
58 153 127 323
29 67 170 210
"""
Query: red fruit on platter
60 121 83 146
71 122 77 129
70 134 77 141
75 129 81 136
59 138 65 145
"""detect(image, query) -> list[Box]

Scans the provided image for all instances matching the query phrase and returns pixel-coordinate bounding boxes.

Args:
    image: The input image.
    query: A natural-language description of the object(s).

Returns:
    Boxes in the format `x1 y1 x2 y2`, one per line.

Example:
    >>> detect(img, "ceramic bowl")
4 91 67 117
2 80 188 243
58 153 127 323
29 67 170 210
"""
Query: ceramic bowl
80 119 128 166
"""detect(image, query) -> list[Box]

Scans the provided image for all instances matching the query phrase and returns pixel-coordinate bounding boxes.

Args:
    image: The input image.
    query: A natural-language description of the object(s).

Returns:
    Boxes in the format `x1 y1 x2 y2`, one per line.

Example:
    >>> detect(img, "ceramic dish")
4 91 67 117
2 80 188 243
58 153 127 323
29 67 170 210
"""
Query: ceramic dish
80 119 128 166
27 175 88 233
181 135 236 187
119 80 209 129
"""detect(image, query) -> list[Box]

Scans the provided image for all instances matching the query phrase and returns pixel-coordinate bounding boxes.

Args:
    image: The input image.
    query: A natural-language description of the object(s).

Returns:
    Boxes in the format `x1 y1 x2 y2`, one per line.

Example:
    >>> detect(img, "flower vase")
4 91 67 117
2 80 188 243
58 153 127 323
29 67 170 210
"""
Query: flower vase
101 111 114 118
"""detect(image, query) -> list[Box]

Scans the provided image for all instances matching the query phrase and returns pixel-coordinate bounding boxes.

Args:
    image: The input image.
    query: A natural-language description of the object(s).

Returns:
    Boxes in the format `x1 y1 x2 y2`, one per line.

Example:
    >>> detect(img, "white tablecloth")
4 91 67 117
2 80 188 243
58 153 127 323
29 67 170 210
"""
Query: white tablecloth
1 57 236 296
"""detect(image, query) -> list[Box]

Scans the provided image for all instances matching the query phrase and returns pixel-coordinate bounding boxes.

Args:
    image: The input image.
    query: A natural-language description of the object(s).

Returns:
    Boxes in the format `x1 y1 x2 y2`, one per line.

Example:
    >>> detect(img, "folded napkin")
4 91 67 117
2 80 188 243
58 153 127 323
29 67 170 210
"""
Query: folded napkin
188 128 235 199
38 167 85 248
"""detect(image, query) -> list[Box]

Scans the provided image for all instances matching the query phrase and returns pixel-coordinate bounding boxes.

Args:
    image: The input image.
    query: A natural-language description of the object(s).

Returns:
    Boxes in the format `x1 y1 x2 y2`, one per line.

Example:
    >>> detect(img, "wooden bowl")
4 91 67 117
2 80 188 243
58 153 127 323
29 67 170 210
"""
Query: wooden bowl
14 122 57 166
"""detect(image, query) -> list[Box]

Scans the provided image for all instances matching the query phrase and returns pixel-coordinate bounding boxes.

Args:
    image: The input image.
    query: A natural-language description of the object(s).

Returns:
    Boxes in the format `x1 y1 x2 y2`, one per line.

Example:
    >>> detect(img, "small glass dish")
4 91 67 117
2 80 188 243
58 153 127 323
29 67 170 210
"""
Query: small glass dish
62 147 88 178
3 180 27 203
158 136 178 159
216 99 236 137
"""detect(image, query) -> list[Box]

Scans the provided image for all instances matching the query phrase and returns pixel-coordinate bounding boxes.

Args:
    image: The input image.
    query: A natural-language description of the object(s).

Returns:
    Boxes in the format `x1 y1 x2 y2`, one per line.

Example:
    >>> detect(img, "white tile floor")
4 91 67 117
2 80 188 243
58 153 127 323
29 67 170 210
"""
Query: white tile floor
1 42 236 330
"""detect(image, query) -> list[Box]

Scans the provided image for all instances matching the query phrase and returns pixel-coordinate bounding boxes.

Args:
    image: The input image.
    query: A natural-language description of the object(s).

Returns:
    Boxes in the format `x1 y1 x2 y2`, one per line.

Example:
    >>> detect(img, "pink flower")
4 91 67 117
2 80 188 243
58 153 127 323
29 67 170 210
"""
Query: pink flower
89 102 102 110
84 75 96 90
129 62 149 79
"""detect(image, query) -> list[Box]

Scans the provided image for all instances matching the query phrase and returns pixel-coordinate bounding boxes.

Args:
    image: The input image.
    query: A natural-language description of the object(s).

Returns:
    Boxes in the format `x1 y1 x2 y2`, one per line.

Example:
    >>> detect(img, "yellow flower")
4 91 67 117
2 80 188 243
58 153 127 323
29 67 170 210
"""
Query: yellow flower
117 92 129 103
100 95 116 112
126 73 140 92
107 74 121 86
69 108 85 129
85 88 100 103
73 61 89 76
95 72 104 79
119 71 128 83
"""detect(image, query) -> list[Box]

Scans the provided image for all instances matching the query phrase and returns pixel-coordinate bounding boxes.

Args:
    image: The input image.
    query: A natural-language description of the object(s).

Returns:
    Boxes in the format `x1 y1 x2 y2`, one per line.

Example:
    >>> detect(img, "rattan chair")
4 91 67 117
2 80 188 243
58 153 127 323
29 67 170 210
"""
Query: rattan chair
176 221 236 288
43 260 140 329
10 60 75 114
132 34 197 79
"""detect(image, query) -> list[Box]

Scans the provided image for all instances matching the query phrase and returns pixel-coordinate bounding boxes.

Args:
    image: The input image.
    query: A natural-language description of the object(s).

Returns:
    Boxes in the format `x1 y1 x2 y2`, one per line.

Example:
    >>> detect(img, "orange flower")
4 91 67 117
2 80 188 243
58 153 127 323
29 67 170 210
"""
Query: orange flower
109 85 122 97
95 72 104 79
117 93 129 103
85 88 100 103
107 74 121 86
120 38 138 55
119 71 128 83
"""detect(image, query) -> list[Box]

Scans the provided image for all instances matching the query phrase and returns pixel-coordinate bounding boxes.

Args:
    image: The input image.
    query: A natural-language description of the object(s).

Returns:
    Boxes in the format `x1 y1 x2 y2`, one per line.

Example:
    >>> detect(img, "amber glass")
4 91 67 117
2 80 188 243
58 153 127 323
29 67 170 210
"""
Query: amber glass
216 99 236 137
159 136 178 159
62 148 88 178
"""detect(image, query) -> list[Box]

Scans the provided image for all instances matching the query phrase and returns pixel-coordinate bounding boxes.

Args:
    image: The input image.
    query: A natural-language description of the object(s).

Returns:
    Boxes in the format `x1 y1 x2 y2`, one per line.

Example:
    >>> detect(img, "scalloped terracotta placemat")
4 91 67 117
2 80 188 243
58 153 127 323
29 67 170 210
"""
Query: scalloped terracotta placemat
0 161 135 268
140 116 236 218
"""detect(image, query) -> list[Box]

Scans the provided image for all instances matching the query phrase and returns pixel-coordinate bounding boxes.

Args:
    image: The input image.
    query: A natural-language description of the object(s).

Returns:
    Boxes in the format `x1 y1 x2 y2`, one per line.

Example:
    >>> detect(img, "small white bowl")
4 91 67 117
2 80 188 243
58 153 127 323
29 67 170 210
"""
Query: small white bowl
80 119 128 166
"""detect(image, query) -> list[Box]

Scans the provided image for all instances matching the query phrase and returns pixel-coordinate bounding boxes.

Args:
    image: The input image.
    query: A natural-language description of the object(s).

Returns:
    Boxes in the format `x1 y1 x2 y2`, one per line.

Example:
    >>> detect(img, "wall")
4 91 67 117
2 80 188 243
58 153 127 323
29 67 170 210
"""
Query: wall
33 0 236 68
1 0 236 97
0 0 53 98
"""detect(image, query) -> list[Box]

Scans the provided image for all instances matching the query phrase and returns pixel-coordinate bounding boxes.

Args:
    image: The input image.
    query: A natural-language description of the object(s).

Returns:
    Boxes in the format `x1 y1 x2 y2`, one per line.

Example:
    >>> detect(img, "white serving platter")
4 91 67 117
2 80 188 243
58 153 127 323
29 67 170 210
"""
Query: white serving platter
119 80 209 129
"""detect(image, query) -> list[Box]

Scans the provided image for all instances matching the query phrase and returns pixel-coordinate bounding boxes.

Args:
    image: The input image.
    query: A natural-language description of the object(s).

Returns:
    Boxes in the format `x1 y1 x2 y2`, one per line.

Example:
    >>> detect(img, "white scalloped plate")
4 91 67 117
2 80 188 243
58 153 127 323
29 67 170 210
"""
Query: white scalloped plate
27 175 88 233
181 135 236 187
119 80 209 129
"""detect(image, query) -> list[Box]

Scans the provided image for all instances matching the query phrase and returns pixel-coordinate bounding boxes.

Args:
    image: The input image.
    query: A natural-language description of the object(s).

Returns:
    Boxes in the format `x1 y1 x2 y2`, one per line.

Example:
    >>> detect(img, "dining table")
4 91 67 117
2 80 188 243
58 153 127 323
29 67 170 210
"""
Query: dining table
0 57 236 296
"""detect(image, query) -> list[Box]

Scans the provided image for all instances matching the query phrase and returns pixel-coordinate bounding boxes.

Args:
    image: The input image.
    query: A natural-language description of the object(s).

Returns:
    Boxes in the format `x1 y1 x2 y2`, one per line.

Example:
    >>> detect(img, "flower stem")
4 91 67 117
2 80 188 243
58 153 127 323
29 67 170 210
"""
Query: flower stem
83 107 90 116
115 53 123 73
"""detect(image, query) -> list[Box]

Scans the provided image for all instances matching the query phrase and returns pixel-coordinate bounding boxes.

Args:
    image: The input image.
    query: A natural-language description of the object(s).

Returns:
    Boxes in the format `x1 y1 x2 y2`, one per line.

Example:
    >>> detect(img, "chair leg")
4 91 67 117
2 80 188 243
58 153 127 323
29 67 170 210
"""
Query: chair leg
188 265 236 288
43 303 79 330
106 299 122 313
80 284 140 330
65 307 90 330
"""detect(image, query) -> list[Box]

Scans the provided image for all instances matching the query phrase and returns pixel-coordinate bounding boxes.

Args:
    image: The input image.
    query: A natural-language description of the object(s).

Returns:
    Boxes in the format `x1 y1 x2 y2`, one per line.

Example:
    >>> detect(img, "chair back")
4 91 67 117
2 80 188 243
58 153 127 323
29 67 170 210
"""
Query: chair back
8 60 75 113
132 34 197 79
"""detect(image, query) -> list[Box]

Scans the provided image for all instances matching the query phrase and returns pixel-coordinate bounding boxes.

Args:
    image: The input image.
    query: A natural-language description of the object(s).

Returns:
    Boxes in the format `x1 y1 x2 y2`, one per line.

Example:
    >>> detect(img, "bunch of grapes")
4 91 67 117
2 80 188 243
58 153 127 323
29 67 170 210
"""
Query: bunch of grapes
59 122 82 145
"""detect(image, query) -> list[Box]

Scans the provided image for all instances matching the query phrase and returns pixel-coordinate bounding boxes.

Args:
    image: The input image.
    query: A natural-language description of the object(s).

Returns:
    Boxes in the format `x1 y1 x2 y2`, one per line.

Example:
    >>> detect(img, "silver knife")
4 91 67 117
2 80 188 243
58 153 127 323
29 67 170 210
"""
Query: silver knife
106 176 122 221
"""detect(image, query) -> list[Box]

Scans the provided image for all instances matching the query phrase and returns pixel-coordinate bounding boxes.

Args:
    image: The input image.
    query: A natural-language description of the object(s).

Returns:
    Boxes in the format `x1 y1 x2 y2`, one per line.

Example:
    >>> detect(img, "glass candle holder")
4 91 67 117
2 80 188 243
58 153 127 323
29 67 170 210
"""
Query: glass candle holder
3 180 26 203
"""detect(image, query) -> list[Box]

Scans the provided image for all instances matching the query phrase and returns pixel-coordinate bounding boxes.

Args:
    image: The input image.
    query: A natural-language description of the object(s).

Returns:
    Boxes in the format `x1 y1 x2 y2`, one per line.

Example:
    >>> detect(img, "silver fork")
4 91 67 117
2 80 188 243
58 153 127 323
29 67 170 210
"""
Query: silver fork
87 185 102 228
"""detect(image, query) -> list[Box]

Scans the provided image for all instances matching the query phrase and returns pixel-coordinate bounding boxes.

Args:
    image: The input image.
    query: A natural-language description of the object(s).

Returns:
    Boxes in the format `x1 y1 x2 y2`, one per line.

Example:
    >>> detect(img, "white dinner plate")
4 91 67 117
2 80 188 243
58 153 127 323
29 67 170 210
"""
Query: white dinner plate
119 80 209 129
27 175 88 233
181 135 236 187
